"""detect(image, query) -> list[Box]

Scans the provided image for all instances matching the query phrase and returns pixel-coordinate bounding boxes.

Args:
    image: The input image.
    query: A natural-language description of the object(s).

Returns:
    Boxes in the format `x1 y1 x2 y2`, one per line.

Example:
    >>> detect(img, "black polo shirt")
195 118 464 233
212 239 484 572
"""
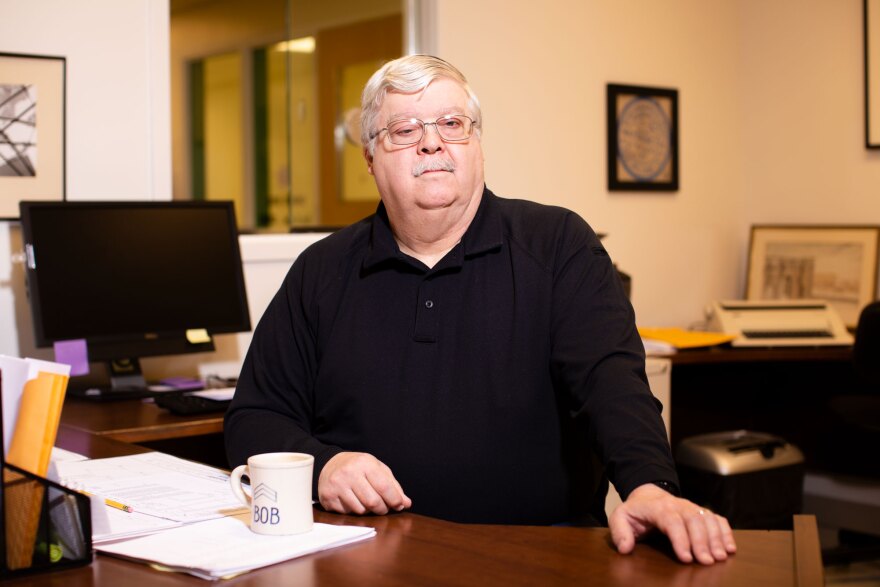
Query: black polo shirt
225 187 677 524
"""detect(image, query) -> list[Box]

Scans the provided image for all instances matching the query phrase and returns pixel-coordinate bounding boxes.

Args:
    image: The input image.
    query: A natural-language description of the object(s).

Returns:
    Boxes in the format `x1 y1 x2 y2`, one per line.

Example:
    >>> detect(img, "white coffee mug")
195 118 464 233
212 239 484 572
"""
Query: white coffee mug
229 452 315 535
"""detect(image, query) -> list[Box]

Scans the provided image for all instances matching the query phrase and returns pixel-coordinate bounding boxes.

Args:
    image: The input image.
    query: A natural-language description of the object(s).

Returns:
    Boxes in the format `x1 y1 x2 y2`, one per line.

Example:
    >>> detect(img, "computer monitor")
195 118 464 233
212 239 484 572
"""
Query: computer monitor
19 200 251 395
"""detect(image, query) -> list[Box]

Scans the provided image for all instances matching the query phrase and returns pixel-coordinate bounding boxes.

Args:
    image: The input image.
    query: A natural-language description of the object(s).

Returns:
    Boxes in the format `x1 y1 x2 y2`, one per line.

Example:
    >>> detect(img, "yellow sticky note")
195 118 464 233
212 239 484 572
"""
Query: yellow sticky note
186 328 212 344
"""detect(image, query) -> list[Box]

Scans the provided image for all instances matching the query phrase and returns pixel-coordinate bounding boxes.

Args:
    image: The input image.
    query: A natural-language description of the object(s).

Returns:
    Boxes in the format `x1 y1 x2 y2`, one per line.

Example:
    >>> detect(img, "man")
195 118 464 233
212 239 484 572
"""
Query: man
226 55 736 565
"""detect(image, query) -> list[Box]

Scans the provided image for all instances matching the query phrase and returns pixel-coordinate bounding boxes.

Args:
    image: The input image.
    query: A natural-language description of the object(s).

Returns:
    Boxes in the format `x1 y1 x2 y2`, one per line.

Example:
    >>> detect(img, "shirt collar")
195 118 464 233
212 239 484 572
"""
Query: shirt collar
461 186 504 258
363 186 503 272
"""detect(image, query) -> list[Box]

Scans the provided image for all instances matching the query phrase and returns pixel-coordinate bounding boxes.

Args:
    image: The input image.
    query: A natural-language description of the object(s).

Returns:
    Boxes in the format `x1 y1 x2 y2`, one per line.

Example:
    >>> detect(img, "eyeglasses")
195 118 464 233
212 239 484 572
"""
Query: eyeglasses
371 114 477 146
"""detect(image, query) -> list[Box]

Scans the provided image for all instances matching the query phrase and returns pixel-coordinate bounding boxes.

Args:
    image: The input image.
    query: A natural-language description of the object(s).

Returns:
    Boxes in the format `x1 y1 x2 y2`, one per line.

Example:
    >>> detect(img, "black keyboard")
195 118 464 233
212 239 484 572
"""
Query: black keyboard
741 330 833 339
155 393 232 415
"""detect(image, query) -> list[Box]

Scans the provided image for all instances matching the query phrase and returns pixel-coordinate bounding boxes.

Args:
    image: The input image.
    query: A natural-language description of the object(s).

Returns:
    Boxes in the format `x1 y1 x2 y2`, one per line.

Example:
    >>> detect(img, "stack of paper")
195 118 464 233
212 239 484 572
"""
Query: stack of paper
49 448 183 543
93 507 184 543
97 513 375 580
52 451 376 578
53 452 247 529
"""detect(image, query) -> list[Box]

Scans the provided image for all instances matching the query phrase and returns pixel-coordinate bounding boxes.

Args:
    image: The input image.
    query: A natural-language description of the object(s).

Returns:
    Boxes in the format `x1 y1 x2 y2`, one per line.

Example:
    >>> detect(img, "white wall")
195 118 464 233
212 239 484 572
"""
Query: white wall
434 0 880 328
0 0 171 358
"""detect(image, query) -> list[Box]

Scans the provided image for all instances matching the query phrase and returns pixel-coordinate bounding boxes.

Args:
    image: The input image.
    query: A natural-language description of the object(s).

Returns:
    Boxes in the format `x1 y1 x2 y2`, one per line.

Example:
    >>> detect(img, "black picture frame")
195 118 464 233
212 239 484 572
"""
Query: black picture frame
0 52 66 220
607 83 678 191
866 0 880 148
745 224 880 329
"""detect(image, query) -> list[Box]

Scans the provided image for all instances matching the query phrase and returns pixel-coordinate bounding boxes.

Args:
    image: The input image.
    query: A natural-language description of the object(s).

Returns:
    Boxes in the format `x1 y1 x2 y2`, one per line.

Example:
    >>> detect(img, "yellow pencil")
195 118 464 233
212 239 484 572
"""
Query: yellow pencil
78 489 134 513
103 498 134 514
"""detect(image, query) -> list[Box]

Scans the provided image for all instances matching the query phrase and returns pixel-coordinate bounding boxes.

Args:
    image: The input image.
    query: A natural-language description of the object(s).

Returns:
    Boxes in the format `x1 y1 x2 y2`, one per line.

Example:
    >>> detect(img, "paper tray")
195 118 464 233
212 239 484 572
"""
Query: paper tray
1 462 93 578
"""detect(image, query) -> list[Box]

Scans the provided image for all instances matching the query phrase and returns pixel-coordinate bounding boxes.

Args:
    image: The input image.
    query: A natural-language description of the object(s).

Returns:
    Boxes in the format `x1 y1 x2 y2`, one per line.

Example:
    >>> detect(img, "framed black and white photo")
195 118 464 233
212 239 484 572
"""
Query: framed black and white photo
0 52 66 219
866 0 880 147
746 225 880 328
607 83 678 191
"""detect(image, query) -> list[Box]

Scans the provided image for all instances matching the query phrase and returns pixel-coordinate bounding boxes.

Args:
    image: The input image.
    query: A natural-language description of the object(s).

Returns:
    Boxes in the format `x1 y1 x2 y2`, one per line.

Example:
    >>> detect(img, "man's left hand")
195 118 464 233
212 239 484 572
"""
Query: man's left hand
609 483 737 564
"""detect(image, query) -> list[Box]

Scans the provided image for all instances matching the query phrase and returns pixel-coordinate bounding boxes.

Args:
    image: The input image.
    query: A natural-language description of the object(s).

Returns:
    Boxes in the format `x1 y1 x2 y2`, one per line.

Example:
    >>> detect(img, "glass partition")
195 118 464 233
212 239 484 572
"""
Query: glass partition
170 0 413 231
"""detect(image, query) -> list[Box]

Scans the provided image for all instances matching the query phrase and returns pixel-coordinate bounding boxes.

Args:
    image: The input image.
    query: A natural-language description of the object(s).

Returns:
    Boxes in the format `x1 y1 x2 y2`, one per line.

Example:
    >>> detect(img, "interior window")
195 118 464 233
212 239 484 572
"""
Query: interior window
171 0 405 231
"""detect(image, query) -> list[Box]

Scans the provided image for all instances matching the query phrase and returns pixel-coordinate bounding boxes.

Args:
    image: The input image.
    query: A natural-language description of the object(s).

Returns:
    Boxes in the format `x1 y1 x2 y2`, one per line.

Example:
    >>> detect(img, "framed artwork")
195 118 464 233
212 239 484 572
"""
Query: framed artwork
0 52 66 220
606 83 678 191
866 0 880 148
745 225 880 328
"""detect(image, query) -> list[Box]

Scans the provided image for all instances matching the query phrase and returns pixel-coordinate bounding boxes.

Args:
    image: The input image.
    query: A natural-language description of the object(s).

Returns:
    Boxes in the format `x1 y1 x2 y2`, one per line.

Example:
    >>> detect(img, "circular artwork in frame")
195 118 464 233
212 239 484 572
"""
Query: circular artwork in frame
606 83 679 191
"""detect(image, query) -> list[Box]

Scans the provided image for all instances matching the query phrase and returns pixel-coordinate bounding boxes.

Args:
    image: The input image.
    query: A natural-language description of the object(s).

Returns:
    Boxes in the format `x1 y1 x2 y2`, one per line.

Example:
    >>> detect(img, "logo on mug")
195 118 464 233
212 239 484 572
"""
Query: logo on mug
254 505 281 525
253 483 278 502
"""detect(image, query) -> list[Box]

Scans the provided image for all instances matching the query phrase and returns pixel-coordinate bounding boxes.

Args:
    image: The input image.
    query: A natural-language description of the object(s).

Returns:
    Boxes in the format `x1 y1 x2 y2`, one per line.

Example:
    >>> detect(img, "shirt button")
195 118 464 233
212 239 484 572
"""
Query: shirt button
425 300 434 309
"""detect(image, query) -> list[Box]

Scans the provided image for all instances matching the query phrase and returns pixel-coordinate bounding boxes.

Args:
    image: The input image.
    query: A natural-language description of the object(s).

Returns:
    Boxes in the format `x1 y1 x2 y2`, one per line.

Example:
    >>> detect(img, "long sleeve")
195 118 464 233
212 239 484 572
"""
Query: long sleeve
547 212 678 500
224 257 344 499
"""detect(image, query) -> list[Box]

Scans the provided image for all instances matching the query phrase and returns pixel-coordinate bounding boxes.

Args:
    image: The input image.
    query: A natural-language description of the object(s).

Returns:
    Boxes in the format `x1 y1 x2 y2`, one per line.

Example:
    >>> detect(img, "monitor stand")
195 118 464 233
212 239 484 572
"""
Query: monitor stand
108 358 148 391
68 358 154 401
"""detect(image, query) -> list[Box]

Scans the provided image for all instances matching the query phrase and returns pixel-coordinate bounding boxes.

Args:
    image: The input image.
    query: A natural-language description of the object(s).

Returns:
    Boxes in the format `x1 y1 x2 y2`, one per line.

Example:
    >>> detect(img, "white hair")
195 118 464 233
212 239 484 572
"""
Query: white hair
361 54 482 156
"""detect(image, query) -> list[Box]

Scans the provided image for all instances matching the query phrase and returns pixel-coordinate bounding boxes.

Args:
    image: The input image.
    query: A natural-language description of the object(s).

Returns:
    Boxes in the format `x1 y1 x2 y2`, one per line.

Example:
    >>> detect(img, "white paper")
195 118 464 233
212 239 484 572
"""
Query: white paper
94 508 183 544
641 337 677 356
0 355 30 456
54 452 247 522
96 514 376 580
51 446 90 462
49 460 185 543
189 387 235 401
25 356 72 378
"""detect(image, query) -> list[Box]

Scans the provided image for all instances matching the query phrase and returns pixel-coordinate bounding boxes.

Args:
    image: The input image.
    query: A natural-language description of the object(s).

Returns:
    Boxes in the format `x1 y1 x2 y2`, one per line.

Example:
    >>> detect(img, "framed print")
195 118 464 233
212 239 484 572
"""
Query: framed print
607 83 678 191
866 0 880 147
746 225 880 328
0 52 66 219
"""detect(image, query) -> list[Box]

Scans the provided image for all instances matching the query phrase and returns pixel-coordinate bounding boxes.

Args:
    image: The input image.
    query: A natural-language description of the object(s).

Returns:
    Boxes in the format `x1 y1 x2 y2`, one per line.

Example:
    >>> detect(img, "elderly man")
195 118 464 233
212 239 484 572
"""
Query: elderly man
226 55 736 565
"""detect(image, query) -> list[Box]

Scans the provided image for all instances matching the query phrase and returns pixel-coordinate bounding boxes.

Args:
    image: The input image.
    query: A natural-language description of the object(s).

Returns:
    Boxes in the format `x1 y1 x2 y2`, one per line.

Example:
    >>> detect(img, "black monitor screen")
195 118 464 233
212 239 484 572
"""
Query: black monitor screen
20 201 251 364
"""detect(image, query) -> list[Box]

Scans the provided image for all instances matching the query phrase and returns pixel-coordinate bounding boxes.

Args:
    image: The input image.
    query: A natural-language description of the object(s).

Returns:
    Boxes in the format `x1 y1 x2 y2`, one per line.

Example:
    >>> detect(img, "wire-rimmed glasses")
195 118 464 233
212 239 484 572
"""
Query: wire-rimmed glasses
371 114 477 145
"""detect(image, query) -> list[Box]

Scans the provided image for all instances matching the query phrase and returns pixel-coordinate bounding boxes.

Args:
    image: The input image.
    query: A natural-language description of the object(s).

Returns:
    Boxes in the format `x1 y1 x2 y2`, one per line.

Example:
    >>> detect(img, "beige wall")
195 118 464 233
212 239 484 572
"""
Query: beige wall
434 0 880 328
740 0 880 223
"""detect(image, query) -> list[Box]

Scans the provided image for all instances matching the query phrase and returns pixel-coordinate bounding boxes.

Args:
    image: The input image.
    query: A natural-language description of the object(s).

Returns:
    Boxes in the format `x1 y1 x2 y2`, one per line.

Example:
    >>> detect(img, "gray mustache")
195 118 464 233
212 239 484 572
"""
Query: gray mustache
412 158 456 177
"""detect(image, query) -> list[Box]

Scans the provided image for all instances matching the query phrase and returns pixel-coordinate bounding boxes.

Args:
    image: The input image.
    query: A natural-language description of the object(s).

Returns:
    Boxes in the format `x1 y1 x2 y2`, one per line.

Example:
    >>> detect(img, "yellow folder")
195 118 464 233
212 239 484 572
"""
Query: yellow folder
6 370 69 476
4 369 69 570
638 327 737 350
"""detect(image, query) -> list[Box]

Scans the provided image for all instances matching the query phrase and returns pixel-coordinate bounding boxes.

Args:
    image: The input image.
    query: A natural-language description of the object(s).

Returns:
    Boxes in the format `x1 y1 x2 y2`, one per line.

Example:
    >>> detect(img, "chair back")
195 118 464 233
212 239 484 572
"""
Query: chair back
853 301 880 389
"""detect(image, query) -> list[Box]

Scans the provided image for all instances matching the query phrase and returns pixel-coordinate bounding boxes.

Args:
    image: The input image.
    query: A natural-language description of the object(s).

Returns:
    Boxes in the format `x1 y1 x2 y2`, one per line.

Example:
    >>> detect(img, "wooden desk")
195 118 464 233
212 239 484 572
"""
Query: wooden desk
60 398 224 443
47 401 826 586
60 397 229 469
4 510 824 586
15 434 828 586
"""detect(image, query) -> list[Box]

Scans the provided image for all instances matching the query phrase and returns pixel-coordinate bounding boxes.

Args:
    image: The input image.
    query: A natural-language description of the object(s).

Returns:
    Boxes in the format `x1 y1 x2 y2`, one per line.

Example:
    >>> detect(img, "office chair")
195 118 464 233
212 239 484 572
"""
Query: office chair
810 300 880 564
825 300 880 478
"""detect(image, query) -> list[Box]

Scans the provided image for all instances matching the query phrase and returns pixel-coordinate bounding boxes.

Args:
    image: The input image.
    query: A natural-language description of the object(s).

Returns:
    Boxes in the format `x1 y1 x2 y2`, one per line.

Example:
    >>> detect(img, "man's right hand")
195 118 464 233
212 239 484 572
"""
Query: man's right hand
317 452 412 515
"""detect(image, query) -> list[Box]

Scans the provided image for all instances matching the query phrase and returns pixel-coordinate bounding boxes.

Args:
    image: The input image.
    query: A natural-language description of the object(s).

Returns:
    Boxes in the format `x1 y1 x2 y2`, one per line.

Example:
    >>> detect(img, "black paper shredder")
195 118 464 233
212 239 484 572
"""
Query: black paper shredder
675 430 805 529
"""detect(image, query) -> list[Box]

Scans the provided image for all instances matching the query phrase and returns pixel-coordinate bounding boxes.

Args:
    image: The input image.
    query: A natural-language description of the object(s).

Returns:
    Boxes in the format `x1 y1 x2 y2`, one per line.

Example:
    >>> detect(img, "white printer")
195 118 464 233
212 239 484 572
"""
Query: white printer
707 299 853 347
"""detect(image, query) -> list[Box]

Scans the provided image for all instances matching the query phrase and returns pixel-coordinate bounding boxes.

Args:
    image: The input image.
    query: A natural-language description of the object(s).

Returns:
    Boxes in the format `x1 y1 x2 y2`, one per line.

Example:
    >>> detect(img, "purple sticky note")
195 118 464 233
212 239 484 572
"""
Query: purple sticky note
54 339 90 376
